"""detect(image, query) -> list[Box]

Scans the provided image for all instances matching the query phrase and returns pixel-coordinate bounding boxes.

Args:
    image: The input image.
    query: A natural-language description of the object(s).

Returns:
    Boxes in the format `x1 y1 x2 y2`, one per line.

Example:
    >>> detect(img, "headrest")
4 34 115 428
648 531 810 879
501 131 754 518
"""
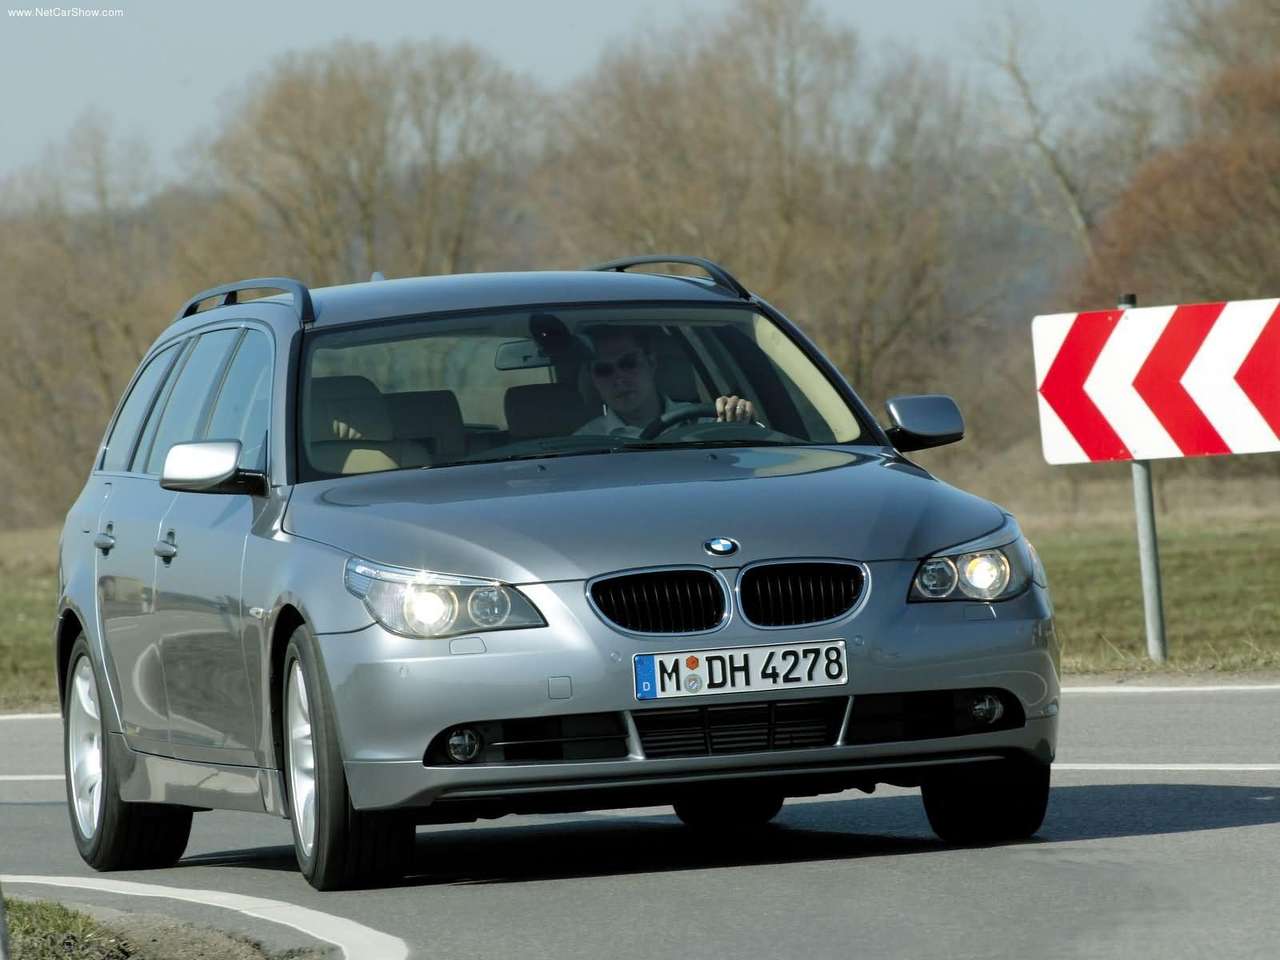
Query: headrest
308 376 393 443
505 383 590 440
388 390 466 460
651 334 699 402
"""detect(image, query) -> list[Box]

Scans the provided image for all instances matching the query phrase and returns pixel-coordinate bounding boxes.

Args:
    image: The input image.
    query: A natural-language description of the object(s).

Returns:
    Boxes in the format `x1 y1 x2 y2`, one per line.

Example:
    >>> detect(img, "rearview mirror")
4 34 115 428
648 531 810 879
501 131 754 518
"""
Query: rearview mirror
495 339 552 371
161 441 266 495
884 395 964 452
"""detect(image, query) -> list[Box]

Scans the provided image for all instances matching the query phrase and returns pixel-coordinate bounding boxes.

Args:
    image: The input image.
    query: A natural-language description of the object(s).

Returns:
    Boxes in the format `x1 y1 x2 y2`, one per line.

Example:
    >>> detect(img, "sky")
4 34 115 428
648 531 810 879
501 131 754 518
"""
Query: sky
0 0 1159 181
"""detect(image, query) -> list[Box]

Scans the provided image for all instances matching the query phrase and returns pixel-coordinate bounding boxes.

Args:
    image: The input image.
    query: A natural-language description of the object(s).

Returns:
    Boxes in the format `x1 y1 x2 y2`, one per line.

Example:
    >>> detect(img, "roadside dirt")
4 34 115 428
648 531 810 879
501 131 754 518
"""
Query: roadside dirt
45 901 333 960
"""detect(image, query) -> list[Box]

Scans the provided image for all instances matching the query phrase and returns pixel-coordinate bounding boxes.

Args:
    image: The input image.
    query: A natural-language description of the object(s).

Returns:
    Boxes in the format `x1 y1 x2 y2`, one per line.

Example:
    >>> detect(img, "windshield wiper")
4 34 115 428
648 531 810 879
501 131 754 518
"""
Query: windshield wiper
425 445 630 468
620 439 805 451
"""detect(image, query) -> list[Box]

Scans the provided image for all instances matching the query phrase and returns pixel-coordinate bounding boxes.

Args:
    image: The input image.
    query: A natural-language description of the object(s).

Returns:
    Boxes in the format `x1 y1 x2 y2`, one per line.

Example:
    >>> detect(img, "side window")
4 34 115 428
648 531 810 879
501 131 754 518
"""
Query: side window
140 328 241 475
205 329 273 471
100 343 179 472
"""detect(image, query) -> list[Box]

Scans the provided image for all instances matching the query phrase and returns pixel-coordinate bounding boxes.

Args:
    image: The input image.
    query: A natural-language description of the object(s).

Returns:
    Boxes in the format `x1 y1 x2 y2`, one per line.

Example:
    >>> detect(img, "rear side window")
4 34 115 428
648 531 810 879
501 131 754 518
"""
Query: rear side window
100 343 179 472
140 328 240 475
205 329 273 471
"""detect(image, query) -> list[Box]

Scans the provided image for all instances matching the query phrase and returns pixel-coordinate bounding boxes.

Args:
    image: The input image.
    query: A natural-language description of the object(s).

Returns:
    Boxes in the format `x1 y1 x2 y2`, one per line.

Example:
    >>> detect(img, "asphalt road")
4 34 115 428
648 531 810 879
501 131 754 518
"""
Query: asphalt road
3 686 1279 959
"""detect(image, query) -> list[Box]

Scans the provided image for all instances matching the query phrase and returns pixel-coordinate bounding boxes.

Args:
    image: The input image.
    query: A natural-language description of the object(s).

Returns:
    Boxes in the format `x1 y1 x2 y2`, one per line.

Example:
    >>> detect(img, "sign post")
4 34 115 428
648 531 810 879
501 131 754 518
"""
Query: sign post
1032 294 1280 662
1122 292 1168 662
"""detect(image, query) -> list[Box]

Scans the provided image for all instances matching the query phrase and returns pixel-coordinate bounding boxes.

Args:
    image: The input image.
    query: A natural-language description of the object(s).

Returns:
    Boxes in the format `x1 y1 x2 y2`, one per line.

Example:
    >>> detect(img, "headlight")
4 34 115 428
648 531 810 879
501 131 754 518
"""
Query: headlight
910 520 1039 602
344 558 545 639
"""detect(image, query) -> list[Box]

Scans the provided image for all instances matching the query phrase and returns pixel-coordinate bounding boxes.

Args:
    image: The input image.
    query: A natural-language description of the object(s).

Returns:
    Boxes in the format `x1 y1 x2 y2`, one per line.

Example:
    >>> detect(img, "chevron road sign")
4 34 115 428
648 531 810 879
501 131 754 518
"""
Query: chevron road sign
1032 294 1280 664
1033 298 1280 465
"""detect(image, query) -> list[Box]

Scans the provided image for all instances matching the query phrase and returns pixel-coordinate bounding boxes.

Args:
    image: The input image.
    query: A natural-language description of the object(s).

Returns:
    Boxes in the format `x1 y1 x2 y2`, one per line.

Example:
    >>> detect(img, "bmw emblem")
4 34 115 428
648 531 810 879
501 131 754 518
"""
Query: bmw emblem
704 537 739 557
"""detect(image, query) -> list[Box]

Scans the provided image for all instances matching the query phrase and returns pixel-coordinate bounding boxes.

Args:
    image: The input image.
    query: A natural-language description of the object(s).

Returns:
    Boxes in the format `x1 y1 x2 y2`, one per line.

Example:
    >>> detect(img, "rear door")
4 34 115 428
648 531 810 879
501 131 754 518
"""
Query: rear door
153 327 273 765
94 340 184 753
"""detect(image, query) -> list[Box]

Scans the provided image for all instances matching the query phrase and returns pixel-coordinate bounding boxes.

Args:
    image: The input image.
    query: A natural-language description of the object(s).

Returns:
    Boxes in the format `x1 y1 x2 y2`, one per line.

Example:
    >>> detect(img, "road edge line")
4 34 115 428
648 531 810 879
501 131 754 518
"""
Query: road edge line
1055 763 1280 771
1063 684 1280 694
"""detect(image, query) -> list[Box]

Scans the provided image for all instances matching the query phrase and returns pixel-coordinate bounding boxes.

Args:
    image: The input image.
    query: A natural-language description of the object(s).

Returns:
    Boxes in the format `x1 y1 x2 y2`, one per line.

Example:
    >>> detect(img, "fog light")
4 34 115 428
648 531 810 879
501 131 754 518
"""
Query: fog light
969 694 1004 725
446 727 483 763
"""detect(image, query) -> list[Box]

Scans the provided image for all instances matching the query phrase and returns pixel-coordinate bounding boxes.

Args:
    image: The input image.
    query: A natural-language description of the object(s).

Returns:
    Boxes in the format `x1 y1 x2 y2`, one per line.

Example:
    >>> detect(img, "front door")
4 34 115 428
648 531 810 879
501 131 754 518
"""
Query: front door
152 325 275 765
153 493 260 765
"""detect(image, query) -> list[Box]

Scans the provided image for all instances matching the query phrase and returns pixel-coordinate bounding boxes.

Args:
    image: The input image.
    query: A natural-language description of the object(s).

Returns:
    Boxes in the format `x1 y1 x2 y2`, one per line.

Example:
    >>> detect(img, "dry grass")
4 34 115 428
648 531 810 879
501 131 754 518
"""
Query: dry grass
1028 513 1280 674
5 899 132 960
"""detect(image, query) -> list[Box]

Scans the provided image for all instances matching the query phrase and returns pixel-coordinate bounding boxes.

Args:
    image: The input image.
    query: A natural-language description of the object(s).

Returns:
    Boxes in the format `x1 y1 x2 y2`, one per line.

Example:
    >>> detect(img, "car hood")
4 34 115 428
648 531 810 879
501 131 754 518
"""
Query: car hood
283 446 1006 584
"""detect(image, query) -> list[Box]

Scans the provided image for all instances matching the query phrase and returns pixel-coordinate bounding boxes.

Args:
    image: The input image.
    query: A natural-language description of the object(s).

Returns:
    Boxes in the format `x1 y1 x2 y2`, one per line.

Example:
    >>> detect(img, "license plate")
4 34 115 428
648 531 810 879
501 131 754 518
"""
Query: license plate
634 641 847 701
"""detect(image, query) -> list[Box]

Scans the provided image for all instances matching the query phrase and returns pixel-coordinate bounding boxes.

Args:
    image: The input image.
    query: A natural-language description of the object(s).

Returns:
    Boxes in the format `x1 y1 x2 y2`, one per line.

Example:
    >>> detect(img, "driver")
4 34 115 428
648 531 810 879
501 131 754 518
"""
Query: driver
576 329 754 438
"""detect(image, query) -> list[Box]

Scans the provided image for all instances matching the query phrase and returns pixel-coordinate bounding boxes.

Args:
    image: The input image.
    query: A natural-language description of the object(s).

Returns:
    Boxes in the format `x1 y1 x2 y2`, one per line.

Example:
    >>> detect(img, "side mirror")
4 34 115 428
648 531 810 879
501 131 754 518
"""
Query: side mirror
884 395 964 452
161 441 267 495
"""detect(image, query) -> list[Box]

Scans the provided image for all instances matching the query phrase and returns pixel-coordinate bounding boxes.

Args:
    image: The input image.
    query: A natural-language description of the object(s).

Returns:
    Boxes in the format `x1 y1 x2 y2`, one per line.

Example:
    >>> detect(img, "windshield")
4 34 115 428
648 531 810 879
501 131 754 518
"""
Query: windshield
298 303 867 479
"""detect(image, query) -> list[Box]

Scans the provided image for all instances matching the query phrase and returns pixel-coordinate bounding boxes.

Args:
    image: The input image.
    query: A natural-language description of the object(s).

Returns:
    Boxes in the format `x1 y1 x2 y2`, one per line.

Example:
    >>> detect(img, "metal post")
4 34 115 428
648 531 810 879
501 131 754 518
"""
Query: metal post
1120 293 1168 663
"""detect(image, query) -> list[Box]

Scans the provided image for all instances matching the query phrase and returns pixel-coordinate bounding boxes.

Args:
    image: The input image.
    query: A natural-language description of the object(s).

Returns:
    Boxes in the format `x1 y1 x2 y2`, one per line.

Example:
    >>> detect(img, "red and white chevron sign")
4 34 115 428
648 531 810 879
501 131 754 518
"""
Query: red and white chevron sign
1033 299 1280 464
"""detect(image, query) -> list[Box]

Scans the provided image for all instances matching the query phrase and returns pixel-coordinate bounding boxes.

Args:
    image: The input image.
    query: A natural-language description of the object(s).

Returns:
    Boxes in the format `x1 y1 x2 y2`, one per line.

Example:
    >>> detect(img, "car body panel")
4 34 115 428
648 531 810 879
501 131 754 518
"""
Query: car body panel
94 475 177 753
342 719 1059 811
282 447 1006 583
303 271 743 327
154 490 260 765
317 566 1058 780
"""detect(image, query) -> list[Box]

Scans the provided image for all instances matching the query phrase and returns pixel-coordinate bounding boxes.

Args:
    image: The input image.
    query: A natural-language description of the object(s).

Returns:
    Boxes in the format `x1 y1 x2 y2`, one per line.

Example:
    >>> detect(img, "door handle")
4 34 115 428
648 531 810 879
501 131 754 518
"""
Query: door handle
94 524 115 556
154 530 178 563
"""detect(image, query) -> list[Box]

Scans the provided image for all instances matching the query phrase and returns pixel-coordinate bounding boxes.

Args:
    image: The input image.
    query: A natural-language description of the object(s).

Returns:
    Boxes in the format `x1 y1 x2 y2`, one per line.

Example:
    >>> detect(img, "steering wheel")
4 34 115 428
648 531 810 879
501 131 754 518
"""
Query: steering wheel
638 403 770 440
637 403 720 440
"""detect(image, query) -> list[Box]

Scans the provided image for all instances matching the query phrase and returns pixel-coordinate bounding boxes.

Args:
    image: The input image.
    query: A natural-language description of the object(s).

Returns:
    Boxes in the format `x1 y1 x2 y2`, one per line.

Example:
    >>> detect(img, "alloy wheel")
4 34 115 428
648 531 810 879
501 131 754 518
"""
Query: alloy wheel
67 656 103 839
286 660 318 858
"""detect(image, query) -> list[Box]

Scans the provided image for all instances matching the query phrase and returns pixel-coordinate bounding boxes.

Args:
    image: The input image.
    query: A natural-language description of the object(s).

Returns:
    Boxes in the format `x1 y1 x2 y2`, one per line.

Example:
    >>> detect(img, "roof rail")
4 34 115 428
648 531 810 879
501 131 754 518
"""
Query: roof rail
586 255 752 300
178 277 315 325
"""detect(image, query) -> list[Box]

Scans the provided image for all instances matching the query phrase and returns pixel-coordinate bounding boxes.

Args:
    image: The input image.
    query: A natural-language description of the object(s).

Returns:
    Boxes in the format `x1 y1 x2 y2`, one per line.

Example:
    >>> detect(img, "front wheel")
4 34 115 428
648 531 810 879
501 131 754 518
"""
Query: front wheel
63 635 192 870
282 625 413 890
921 757 1050 844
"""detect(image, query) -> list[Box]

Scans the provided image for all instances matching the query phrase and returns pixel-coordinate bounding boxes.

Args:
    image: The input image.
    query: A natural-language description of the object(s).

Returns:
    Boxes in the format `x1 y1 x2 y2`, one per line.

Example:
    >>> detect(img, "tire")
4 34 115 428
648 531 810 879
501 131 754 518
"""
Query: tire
282 624 413 890
922 757 1050 844
63 635 192 870
673 787 784 831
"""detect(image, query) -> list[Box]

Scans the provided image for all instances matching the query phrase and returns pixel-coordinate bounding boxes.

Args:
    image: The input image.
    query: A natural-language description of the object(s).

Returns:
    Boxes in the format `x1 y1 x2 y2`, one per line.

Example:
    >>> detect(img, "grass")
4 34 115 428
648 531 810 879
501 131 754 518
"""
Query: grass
1027 513 1280 674
1 513 1278 713
4 899 133 960
0 568 59 712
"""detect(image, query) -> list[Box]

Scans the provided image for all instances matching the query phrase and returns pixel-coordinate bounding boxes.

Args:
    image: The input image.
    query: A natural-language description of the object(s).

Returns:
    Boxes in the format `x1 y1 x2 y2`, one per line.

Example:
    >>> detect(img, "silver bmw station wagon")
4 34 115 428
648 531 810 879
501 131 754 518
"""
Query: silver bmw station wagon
56 256 1059 889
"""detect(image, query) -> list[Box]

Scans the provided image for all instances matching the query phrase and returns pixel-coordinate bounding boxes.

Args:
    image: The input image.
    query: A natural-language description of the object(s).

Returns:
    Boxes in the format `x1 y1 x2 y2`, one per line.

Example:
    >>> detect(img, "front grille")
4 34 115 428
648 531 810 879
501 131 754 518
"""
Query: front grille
590 569 725 633
633 697 846 759
425 712 629 765
739 562 865 627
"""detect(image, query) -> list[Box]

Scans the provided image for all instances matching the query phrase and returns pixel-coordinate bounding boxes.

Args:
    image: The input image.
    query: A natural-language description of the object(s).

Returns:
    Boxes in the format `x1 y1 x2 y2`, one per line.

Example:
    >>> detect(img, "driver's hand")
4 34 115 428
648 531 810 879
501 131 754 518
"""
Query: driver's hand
715 395 754 422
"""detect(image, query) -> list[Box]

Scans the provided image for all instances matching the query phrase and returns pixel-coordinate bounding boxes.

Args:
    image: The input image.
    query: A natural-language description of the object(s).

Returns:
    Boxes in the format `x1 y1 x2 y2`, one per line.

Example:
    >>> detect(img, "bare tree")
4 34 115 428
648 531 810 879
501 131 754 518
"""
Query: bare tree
542 0 983 405
202 39 537 286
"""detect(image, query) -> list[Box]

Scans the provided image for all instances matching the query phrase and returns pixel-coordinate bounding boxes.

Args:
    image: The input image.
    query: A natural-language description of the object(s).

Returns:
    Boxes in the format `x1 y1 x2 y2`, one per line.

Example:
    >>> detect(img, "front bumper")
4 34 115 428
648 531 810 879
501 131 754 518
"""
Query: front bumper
317 562 1060 811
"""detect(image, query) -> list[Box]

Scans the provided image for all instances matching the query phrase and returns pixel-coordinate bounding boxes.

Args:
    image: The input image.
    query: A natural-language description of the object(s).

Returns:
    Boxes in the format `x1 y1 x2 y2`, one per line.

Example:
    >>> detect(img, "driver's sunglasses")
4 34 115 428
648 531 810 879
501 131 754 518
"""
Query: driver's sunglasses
591 352 643 379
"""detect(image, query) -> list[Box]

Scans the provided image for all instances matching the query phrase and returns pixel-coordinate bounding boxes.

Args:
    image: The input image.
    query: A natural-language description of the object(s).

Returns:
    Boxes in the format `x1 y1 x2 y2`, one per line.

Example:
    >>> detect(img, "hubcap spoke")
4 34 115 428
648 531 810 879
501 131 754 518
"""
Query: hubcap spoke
287 661 318 858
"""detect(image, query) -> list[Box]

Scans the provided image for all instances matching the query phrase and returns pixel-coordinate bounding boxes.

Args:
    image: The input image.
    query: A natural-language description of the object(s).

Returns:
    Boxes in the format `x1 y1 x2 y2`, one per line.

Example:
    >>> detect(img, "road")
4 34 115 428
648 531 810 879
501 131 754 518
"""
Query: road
3 687 1279 959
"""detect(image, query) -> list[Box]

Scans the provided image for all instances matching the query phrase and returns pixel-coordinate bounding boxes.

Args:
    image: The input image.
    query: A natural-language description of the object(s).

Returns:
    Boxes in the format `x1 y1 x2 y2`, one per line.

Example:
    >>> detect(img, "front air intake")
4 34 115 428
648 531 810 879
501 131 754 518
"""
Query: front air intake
589 569 726 634
632 697 847 758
